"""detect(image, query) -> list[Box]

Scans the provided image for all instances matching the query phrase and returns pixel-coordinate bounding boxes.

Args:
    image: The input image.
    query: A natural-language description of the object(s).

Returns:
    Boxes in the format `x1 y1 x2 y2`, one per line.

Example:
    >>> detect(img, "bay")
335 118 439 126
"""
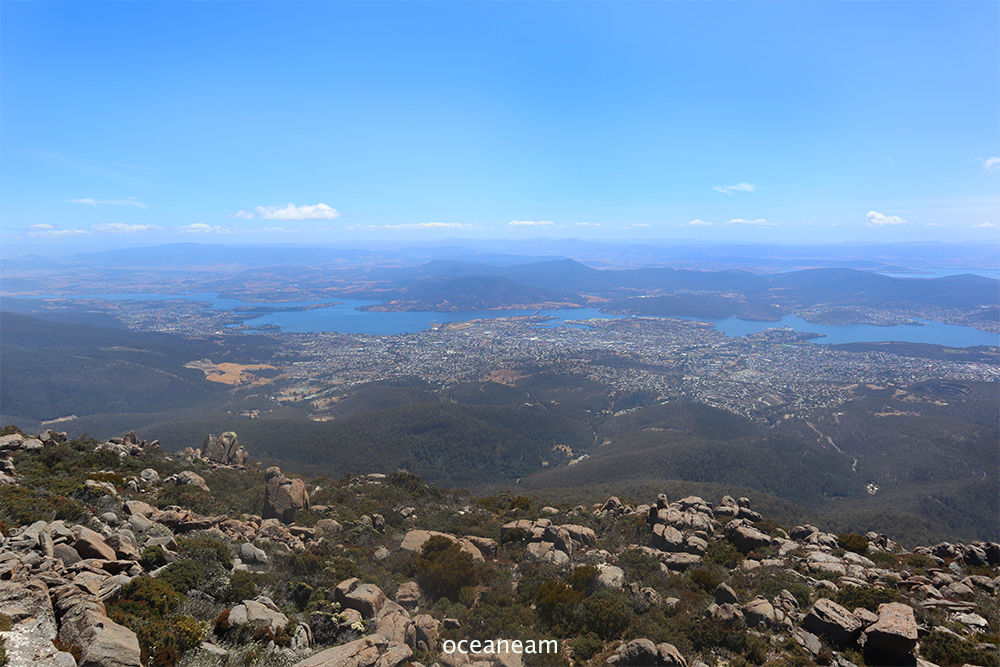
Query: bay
9 293 998 348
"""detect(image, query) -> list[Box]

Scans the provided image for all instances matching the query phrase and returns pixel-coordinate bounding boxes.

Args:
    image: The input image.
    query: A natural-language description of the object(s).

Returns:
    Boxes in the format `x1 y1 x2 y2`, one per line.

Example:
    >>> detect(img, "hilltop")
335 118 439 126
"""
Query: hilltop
0 427 997 667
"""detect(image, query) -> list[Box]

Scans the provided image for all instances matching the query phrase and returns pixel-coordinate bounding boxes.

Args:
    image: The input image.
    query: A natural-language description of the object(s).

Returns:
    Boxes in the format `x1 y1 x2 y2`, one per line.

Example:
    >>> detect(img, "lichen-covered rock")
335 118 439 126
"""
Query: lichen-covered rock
802 598 863 645
335 578 387 619
864 602 918 657
263 466 310 524
293 634 412 667
202 432 250 467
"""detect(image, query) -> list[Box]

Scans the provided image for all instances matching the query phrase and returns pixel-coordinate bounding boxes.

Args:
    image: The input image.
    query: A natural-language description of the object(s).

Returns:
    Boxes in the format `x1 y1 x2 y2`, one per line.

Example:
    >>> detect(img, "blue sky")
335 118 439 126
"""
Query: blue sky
2 1 998 252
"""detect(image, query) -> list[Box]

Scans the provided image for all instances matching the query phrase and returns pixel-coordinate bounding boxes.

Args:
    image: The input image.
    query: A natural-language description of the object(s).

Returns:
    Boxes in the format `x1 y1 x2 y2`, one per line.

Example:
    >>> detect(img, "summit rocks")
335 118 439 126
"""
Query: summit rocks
263 466 310 524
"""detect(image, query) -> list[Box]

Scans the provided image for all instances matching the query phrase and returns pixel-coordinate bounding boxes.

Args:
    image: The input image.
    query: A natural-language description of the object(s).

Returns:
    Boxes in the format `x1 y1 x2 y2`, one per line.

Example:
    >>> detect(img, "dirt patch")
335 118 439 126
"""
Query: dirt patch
185 359 281 386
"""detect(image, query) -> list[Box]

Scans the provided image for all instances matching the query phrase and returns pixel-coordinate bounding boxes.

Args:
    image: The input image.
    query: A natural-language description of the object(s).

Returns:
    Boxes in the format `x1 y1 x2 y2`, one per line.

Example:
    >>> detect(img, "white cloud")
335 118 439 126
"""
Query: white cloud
69 197 146 208
924 223 947 228
980 157 1000 173
632 223 650 227
713 183 756 195
228 210 256 219
92 223 162 234
681 219 713 226
253 203 340 220
29 228 90 237
974 222 997 228
29 223 56 230
574 222 601 227
177 223 231 234
510 220 555 227
725 218 774 226
866 211 907 226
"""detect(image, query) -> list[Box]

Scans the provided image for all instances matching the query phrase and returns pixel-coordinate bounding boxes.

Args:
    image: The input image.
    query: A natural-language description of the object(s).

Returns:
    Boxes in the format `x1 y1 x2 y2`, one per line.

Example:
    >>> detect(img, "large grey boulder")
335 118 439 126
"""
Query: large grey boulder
0 580 77 667
612 638 659 665
802 598 863 645
71 525 116 561
202 432 250 467
864 602 918 657
335 578 387 619
228 596 289 634
263 466 310 523
293 634 412 667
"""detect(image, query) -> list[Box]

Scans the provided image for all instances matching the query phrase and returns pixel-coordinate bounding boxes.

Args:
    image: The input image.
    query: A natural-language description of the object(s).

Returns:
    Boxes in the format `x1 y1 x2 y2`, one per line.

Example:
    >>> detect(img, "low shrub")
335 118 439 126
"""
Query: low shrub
704 539 744 568
141 545 168 569
414 536 478 601
920 630 999 667
834 585 902 612
837 533 869 556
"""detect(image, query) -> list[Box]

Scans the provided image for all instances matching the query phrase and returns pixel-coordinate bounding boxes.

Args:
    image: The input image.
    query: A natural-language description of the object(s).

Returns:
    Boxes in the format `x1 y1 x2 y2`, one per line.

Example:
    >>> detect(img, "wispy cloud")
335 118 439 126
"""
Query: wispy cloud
680 219 713 226
713 183 756 195
979 157 1000 173
866 211 907 226
178 223 232 234
631 223 650 227
29 223 56 230
28 227 90 237
229 203 340 221
69 197 146 208
974 222 997 229
34 151 156 189
725 218 773 226
924 223 947 228
92 223 161 234
509 220 555 227
574 222 601 227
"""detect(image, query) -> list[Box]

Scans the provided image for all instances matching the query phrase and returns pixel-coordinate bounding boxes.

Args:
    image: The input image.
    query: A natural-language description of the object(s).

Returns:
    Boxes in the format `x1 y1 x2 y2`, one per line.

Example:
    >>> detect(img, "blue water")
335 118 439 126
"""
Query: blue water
679 315 999 348
9 293 998 347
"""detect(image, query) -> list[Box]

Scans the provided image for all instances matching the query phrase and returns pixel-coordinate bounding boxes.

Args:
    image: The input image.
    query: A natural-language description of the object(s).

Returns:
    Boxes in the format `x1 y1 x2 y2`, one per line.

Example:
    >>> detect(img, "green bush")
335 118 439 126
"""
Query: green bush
117 576 181 617
617 550 660 583
583 592 631 640
704 539 744 568
837 533 869 556
570 633 603 664
920 630 999 667
414 536 478 601
567 565 599 594
176 535 233 570
158 561 205 595
224 570 263 604
141 545 168 569
868 550 899 568
689 568 722 593
834 585 901 612
903 553 936 570
535 581 584 634
0 485 88 527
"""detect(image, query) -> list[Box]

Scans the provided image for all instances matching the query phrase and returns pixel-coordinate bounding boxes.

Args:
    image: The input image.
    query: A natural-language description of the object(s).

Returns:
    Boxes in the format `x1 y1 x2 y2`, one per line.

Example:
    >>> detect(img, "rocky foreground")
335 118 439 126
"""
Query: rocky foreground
0 429 997 667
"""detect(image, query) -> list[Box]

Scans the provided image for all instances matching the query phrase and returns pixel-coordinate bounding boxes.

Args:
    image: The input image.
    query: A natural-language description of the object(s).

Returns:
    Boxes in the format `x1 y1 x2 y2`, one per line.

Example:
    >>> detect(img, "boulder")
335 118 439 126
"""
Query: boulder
336 578 387 619
165 470 210 492
714 583 739 605
524 541 569 566
0 580 78 667
394 582 420 610
72 525 116 561
803 598 863 645
743 596 778 629
202 432 250 467
613 638 659 666
239 542 269 565
724 519 772 554
864 602 918 657
228 596 290 634
656 642 687 667
597 564 625 589
263 467 310 524
293 634 412 667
